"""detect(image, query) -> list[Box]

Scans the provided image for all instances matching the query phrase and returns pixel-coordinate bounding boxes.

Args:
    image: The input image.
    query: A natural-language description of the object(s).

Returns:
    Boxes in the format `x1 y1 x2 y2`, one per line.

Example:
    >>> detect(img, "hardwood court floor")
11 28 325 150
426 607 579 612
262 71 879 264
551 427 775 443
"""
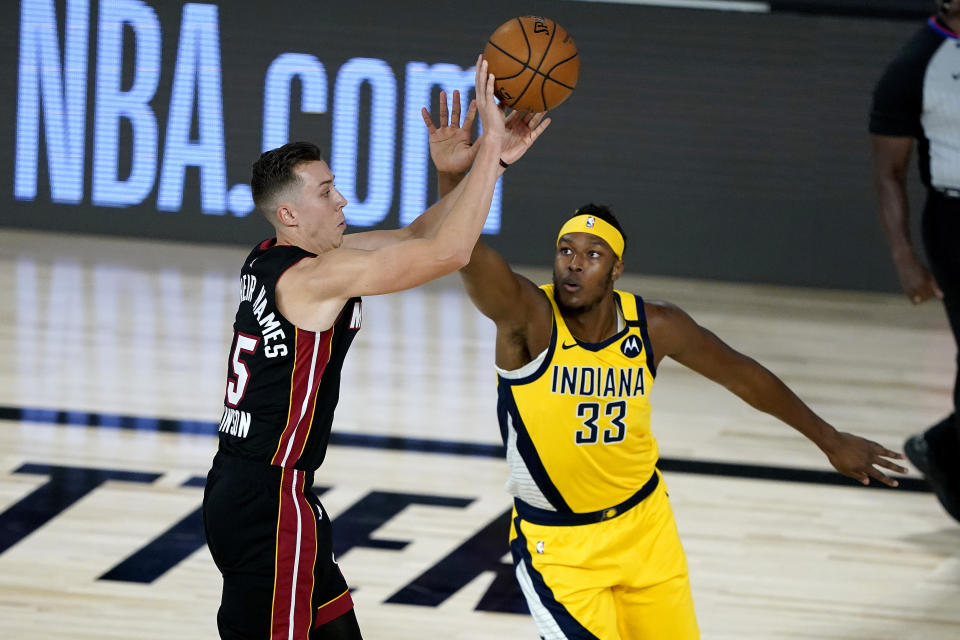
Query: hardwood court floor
0 229 958 639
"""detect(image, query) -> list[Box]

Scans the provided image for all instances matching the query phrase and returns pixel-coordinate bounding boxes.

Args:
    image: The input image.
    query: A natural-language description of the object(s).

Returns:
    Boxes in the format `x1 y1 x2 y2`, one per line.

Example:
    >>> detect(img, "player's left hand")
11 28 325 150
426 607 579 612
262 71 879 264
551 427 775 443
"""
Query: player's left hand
500 109 551 166
420 89 479 175
821 431 908 487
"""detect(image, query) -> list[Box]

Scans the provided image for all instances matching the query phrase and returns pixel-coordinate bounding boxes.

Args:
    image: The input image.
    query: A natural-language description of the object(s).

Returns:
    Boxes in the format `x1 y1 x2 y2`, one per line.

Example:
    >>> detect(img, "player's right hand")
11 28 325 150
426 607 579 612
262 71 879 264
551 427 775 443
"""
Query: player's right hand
473 56 507 147
896 255 943 304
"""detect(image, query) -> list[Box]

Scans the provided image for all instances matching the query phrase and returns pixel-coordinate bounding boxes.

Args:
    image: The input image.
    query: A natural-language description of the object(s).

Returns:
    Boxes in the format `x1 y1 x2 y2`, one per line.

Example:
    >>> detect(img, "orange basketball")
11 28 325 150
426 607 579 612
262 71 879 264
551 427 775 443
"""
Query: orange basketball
482 16 579 112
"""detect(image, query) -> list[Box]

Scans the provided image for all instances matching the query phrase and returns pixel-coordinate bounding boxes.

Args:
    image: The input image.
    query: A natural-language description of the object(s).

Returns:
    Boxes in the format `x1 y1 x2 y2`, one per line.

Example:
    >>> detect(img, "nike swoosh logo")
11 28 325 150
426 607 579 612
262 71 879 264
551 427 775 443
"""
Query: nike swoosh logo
561 342 578 350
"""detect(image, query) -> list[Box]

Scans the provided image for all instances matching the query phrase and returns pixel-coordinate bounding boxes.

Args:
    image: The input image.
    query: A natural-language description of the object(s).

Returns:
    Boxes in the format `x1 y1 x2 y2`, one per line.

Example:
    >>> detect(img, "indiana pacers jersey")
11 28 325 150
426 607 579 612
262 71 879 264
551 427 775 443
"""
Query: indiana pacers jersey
498 284 658 513
216 238 361 471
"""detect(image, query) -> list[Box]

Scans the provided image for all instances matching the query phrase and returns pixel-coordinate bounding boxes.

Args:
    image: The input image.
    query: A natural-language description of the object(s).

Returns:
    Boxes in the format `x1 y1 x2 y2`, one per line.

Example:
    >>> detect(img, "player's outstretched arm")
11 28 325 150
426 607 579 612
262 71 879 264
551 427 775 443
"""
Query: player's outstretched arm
341 90 479 251
646 300 908 487
342 86 549 252
422 94 552 358
418 90 550 230
287 58 505 306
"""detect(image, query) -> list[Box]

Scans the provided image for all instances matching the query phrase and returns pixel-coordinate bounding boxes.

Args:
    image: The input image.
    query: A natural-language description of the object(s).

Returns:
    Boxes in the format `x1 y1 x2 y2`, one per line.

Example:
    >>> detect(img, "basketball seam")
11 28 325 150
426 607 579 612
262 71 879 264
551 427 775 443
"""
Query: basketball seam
486 41 532 81
511 19 557 110
516 16 532 66
487 46 579 90
542 53 578 90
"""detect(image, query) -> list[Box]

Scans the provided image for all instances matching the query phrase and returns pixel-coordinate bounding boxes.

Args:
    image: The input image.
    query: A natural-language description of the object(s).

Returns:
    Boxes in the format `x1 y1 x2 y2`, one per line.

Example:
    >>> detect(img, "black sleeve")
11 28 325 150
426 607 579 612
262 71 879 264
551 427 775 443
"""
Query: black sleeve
869 57 922 137
868 24 942 137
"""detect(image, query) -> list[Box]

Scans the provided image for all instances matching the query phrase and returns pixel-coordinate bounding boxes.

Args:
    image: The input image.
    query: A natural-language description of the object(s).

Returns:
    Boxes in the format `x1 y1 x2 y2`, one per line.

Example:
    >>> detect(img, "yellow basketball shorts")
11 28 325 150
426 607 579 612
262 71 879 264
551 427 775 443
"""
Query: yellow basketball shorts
509 471 699 639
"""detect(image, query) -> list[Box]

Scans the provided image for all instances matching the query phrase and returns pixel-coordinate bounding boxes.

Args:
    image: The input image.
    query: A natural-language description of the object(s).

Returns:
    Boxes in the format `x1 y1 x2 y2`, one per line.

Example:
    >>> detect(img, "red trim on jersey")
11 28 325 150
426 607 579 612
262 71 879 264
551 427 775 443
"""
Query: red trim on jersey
271 470 319 639
287 326 334 463
271 328 334 467
313 589 354 628
259 237 275 250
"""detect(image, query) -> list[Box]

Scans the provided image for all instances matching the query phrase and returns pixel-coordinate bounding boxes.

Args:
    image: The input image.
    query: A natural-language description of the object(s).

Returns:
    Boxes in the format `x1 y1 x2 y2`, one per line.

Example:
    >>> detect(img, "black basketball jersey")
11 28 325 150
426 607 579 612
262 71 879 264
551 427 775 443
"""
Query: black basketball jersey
216 238 361 471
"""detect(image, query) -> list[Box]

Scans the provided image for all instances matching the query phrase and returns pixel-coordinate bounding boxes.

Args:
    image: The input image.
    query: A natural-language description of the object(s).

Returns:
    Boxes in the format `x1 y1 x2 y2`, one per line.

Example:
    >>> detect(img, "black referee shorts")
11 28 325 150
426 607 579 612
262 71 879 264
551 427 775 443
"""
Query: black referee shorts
202 452 356 639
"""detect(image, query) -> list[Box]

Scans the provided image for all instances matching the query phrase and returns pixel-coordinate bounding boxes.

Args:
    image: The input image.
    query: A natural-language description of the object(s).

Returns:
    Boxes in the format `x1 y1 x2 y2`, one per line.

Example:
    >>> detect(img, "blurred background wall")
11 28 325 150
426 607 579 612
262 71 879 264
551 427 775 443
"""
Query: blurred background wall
0 0 934 291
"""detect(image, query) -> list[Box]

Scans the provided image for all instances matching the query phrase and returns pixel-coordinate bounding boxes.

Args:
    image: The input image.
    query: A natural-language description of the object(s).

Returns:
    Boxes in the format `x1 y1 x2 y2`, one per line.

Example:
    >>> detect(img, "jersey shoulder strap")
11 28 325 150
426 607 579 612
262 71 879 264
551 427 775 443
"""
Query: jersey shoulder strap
539 284 570 342
617 290 658 377
247 240 315 278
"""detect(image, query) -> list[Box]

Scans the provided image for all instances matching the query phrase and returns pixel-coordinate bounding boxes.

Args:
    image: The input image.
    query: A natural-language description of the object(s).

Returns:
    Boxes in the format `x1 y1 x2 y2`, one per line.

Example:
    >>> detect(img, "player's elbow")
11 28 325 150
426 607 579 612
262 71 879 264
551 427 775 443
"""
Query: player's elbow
433 245 473 274
447 246 474 271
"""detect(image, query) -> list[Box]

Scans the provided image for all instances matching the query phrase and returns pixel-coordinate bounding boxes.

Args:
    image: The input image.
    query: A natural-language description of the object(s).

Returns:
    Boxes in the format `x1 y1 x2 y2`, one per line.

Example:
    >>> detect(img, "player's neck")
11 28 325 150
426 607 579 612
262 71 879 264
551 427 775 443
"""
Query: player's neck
275 229 332 255
944 14 960 34
562 295 619 343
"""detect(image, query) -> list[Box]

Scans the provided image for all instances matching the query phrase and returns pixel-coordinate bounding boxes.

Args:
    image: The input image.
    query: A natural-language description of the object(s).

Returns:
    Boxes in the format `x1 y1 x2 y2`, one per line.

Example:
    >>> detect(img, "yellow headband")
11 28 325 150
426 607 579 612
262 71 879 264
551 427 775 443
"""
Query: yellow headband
556 214 624 259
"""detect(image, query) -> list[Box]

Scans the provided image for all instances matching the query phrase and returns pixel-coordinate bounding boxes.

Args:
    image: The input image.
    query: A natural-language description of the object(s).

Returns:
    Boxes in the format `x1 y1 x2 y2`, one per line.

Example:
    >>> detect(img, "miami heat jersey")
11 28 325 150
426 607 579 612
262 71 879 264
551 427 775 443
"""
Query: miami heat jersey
217 238 361 471
498 284 657 513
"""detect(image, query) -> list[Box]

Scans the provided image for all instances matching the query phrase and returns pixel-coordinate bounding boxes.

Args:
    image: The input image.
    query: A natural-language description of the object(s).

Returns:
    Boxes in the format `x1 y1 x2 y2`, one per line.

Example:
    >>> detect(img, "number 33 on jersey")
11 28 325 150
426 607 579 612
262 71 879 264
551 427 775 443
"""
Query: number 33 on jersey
497 285 657 513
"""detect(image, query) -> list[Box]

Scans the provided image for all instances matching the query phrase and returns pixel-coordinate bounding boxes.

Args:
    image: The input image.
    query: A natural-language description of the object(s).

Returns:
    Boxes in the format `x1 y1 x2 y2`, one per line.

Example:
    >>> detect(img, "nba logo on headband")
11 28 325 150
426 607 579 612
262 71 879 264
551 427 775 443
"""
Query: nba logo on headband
586 216 596 228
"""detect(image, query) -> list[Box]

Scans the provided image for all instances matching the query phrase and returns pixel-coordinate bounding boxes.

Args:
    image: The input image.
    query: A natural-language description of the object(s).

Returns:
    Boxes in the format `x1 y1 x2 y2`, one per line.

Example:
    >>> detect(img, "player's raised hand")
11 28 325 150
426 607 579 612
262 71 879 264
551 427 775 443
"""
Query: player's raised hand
473 56 506 146
500 109 551 166
420 89 478 175
821 430 908 487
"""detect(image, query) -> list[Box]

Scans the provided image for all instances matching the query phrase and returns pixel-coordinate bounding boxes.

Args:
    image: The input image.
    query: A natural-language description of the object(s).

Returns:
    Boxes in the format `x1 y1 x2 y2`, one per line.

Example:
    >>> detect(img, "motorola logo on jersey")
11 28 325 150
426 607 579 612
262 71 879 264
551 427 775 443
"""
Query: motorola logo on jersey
620 336 642 358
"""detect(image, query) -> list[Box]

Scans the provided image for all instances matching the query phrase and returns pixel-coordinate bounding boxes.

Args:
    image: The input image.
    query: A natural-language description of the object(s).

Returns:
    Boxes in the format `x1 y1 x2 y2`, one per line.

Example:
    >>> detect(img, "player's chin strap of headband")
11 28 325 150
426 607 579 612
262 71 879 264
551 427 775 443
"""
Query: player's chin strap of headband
557 214 624 260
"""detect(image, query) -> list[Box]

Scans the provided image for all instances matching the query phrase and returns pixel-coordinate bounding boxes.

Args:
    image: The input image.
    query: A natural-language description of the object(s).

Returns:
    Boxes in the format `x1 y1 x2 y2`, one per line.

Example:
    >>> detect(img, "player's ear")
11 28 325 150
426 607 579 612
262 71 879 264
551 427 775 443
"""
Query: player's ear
611 258 624 282
275 204 297 228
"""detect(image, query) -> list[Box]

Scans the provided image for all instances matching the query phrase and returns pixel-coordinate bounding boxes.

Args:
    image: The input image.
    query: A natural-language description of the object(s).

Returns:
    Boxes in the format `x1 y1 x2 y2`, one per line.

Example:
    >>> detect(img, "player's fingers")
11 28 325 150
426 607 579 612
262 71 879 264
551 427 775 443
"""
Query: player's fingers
875 457 909 474
473 56 485 104
479 61 491 102
439 90 449 125
529 112 547 129
450 90 461 126
462 99 477 130
868 466 898 488
875 445 903 459
854 472 869 485
420 107 437 134
519 118 550 149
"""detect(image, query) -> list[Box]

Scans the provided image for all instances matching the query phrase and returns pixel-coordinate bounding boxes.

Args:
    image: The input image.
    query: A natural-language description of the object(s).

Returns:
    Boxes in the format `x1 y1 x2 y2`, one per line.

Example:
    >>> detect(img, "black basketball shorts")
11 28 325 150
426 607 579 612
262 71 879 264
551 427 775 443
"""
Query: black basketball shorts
202 452 354 639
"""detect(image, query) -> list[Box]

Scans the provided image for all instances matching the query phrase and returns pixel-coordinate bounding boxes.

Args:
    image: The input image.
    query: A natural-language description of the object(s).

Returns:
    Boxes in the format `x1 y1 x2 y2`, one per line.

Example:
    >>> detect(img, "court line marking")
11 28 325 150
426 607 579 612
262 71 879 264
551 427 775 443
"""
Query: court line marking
0 404 926 492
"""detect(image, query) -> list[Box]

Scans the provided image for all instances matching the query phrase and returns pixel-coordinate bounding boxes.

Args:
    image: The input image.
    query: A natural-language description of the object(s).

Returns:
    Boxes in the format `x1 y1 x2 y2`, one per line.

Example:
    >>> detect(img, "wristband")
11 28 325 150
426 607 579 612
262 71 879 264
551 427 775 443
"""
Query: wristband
499 158 510 169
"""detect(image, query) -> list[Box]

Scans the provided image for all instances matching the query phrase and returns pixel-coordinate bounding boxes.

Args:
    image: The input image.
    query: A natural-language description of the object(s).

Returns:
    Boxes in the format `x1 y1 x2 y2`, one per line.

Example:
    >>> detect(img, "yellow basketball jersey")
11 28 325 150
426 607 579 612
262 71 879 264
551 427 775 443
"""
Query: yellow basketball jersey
497 285 658 513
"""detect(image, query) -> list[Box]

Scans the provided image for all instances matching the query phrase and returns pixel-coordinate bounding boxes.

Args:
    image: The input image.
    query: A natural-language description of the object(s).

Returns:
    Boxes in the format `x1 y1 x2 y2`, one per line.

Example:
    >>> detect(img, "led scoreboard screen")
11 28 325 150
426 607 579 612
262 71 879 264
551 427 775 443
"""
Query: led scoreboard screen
2 0 520 243
0 0 925 291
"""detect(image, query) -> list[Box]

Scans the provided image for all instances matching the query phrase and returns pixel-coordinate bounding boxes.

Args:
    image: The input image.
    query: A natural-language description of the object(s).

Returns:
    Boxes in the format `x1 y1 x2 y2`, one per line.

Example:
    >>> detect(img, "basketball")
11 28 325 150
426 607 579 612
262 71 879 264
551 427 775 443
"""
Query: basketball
482 16 579 112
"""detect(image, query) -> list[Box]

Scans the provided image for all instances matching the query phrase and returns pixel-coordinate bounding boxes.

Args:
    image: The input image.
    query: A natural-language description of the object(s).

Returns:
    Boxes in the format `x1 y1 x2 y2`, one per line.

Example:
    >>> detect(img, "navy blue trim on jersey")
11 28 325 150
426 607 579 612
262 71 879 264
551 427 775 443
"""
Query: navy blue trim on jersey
928 15 959 39
514 470 659 526
498 391 572 513
557 292 630 353
496 321 558 387
511 515 598 639
634 294 657 379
